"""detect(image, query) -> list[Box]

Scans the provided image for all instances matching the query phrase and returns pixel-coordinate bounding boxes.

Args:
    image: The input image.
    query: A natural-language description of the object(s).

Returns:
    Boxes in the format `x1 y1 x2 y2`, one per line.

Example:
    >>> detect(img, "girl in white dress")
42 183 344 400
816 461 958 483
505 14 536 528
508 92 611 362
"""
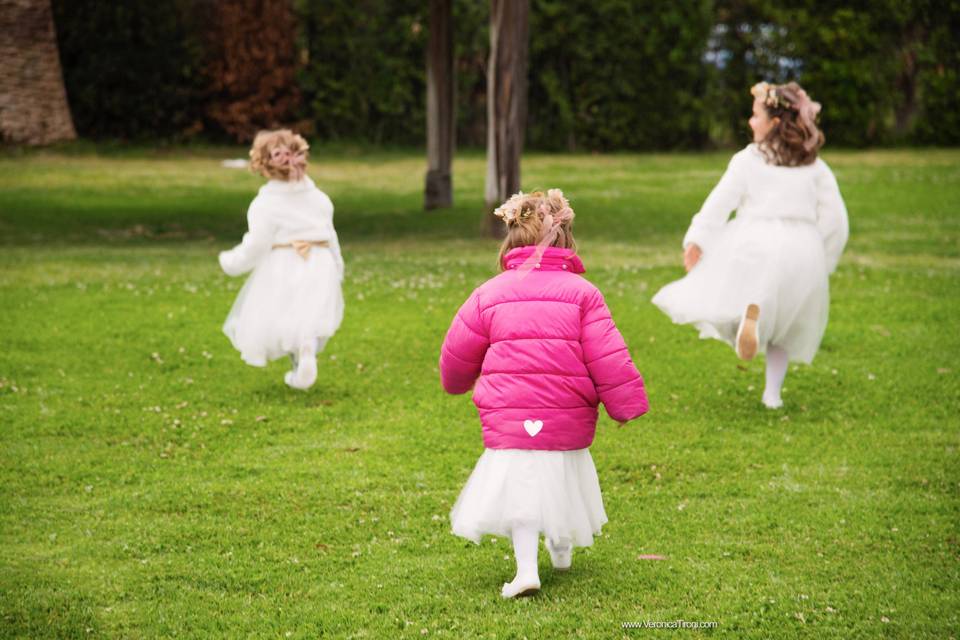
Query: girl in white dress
219 130 345 390
652 82 848 408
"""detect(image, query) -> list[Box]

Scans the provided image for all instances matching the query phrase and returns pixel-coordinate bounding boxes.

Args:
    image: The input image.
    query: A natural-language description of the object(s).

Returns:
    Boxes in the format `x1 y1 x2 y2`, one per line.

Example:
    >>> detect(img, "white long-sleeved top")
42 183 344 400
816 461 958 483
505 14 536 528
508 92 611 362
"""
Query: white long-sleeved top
218 176 344 278
683 144 849 273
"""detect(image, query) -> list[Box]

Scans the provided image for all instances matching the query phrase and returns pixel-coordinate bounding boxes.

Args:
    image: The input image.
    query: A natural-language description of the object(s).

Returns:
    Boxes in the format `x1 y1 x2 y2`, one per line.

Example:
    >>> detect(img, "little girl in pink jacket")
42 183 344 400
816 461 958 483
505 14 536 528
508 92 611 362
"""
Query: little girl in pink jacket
440 189 649 598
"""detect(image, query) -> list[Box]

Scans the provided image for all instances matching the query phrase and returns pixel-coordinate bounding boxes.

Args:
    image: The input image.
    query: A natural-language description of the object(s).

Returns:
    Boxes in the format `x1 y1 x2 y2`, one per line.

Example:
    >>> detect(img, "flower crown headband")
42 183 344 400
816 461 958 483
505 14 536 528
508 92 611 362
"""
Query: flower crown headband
492 189 575 226
494 189 576 276
751 82 821 117
752 81 788 110
270 146 307 181
250 136 309 181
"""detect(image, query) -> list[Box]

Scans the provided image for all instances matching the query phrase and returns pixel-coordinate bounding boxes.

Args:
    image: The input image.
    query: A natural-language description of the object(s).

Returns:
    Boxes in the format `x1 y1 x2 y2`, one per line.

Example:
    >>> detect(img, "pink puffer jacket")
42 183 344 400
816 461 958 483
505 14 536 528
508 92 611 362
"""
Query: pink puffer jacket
440 246 649 450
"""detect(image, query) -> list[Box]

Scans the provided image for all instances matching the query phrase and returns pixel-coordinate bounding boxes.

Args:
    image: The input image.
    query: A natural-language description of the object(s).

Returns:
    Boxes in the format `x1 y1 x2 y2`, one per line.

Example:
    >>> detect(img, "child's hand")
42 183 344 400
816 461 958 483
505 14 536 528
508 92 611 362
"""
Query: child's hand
683 244 702 272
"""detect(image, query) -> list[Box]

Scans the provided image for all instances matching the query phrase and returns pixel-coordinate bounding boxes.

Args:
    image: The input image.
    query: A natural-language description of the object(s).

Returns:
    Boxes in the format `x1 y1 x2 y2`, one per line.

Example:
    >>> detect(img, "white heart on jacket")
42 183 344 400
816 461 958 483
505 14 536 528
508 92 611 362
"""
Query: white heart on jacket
523 420 543 437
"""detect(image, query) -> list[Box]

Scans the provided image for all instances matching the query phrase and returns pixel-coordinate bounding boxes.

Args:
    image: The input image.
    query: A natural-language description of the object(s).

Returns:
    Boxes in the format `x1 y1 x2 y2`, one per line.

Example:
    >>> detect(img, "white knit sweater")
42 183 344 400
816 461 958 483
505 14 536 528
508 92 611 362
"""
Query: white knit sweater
219 176 344 278
683 144 849 273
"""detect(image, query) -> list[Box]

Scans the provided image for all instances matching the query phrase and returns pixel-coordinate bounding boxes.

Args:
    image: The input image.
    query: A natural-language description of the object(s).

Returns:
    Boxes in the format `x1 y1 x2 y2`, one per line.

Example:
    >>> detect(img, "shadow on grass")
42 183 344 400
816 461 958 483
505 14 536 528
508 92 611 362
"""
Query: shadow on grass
244 377 354 408
0 192 489 247
0 570 101 639
0 170 692 248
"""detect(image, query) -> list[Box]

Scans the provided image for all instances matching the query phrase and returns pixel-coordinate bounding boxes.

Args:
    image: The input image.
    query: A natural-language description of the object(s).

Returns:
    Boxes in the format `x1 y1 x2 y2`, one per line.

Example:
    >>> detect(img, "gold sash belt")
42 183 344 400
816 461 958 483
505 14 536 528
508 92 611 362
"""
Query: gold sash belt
271 240 329 259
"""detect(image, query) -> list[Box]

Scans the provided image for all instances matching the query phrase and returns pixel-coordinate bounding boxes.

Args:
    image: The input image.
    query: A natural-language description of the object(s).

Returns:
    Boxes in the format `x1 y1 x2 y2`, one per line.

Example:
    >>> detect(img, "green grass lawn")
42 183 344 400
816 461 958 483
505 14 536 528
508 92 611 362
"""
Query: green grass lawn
1 146 958 638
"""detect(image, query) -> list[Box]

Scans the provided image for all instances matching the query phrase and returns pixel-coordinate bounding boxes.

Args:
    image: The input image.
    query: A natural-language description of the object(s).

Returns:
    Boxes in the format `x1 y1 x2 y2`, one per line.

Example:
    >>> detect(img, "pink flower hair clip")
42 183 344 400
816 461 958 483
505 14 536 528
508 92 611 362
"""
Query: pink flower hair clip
751 81 789 110
269 145 307 181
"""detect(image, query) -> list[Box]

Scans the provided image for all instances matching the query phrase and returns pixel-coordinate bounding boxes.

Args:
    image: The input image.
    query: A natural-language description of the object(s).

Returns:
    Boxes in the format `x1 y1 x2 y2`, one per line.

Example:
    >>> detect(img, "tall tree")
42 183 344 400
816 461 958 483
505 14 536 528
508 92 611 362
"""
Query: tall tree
0 0 76 145
424 0 455 209
483 0 529 236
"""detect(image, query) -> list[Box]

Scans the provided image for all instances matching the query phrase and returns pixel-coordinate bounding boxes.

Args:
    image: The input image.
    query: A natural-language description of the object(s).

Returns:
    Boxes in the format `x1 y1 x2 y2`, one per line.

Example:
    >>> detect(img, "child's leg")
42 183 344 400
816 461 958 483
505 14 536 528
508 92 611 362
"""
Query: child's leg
501 524 541 598
762 345 788 408
736 303 761 360
545 537 572 570
284 339 318 390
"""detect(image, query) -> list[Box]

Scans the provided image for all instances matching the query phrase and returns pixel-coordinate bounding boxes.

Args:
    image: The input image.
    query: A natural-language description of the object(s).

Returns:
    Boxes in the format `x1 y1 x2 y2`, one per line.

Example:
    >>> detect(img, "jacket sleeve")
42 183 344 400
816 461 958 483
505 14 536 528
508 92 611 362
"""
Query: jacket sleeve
682 151 748 253
580 289 649 423
815 161 849 274
439 290 489 395
218 199 275 276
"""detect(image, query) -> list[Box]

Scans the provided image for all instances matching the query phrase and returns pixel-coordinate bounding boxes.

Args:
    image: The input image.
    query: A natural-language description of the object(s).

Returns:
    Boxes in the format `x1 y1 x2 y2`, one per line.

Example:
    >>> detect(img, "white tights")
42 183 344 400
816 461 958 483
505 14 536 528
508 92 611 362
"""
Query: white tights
763 345 789 408
502 524 541 598
512 525 539 577
284 339 320 389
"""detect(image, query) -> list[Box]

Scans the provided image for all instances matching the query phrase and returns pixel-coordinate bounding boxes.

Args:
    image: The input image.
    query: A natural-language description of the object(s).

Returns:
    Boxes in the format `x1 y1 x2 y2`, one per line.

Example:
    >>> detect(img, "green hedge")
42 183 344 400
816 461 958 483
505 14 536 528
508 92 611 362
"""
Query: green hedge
526 0 714 150
52 0 205 140
52 0 960 147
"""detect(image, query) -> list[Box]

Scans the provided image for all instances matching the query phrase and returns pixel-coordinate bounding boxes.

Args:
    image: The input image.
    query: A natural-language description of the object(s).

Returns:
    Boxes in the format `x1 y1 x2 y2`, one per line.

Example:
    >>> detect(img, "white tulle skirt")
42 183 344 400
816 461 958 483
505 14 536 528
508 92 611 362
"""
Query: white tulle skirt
223 247 343 366
652 217 829 364
450 448 607 548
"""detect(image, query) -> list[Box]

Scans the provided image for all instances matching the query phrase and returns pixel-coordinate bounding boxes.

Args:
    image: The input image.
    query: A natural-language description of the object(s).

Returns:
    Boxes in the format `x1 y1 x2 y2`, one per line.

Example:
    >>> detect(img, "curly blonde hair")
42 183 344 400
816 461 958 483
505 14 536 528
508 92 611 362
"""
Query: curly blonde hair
248 129 310 181
495 189 577 271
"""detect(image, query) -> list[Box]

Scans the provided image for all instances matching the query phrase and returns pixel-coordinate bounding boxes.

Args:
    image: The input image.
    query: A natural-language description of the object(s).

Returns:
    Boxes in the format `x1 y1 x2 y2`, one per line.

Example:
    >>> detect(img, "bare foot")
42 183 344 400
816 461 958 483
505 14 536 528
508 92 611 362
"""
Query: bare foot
736 304 760 361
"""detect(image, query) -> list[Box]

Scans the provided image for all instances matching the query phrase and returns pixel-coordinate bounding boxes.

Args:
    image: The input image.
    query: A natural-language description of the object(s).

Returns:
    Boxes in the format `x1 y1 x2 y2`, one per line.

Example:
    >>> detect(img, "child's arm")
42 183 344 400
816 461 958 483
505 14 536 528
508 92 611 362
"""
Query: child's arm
439 291 489 395
682 152 748 255
219 201 274 276
581 289 649 423
328 226 345 282
321 193 345 281
815 162 849 274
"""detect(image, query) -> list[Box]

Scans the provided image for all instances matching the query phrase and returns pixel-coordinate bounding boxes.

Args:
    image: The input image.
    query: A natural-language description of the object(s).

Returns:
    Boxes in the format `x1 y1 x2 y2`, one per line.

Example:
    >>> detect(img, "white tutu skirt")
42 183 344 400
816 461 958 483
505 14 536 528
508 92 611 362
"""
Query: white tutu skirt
223 248 344 366
652 217 829 364
450 448 607 548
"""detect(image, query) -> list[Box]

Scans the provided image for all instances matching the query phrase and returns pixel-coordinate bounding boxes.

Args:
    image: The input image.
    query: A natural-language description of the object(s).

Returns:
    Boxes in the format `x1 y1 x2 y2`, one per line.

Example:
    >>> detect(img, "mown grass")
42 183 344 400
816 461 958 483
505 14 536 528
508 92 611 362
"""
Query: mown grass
1 146 958 638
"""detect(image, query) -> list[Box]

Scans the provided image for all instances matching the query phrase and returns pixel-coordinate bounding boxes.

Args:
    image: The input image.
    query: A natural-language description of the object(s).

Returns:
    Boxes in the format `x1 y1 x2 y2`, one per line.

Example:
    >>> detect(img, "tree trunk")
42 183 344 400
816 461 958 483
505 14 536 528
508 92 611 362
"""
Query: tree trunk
483 0 530 236
894 23 924 139
424 0 455 209
0 0 76 145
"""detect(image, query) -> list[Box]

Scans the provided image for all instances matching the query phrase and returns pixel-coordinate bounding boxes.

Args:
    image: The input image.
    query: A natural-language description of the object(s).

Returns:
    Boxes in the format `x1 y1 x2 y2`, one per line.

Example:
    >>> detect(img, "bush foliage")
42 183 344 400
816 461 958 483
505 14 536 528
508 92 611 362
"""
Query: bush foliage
52 0 960 147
